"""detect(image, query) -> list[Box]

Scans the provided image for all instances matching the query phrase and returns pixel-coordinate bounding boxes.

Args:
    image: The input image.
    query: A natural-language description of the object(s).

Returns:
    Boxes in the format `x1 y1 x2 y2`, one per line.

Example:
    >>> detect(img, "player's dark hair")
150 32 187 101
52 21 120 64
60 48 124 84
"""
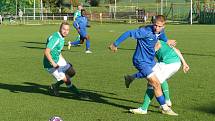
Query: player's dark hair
81 9 86 14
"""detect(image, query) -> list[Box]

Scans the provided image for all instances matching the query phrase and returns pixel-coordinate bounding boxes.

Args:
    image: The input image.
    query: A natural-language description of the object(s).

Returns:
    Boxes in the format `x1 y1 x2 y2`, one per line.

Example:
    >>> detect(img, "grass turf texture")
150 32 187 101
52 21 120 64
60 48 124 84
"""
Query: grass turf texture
0 23 215 121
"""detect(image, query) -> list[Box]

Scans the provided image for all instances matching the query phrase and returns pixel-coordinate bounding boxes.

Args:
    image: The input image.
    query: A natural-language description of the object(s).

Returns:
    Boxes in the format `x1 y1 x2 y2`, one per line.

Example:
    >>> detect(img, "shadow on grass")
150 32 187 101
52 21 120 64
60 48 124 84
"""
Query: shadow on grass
20 40 81 52
21 46 45 50
118 47 135 51
20 40 78 48
0 82 139 110
182 52 215 57
20 41 46 45
193 102 215 115
21 45 80 53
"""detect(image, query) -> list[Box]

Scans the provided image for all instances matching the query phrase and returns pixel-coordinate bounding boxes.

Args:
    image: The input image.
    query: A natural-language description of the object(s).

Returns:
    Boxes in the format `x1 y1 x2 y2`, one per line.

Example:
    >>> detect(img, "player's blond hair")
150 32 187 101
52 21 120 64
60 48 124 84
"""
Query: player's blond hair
59 21 70 30
154 15 166 23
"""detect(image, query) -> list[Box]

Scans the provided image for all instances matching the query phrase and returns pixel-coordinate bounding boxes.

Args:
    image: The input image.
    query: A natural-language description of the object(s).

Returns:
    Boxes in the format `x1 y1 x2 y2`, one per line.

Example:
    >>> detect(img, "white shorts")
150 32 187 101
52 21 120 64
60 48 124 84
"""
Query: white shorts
152 62 181 84
46 56 71 81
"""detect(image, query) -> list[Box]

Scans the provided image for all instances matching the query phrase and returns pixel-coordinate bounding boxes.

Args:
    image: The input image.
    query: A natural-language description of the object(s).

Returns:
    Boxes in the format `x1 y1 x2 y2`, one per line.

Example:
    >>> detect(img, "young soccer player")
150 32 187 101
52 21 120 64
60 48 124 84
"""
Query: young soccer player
43 22 80 96
109 15 178 115
68 5 83 49
69 9 92 53
131 40 190 114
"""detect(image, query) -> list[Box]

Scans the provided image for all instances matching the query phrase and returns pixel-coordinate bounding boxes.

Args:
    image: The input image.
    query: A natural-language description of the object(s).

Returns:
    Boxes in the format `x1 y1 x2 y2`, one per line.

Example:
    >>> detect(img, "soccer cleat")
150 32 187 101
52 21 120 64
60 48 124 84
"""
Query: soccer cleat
129 108 147 114
85 50 92 54
161 108 178 116
68 41 71 50
124 75 135 88
69 85 80 94
50 84 60 96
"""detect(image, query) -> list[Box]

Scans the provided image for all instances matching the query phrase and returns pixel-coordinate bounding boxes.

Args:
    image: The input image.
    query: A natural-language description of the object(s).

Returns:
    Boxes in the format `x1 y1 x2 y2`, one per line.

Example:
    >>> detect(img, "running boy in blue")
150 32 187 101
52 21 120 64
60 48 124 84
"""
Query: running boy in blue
109 15 178 116
72 9 92 53
68 5 83 49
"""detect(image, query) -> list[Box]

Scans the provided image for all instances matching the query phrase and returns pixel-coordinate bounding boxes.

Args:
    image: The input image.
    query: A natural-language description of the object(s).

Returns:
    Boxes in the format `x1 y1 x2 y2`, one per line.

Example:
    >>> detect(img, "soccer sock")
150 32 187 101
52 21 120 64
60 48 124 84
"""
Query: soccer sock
71 40 80 45
141 88 154 111
161 80 170 101
86 40 90 50
156 95 166 106
65 81 80 94
55 80 64 87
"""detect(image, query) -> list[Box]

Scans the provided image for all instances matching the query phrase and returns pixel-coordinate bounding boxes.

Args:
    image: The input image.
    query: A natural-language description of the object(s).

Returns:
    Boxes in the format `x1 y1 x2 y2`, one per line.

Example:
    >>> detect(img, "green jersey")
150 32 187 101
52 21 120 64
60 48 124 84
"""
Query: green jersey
43 32 65 68
156 40 180 64
74 10 81 20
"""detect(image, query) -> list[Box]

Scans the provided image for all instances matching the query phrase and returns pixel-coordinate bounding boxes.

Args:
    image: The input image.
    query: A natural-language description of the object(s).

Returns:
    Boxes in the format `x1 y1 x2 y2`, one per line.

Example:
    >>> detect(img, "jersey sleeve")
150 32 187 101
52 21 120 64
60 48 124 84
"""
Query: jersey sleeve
113 28 147 47
46 36 59 50
159 29 168 42
73 18 79 29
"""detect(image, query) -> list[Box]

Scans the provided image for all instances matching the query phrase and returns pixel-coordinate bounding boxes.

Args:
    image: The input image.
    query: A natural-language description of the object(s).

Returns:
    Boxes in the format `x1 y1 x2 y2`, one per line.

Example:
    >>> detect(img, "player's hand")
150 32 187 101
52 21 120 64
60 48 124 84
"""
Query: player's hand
183 63 190 73
108 43 118 52
167 40 176 47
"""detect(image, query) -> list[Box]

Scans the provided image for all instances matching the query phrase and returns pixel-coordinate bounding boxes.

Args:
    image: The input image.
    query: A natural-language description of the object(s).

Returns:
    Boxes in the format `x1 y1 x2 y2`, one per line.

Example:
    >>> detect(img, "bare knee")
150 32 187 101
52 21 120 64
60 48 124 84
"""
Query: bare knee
149 79 160 89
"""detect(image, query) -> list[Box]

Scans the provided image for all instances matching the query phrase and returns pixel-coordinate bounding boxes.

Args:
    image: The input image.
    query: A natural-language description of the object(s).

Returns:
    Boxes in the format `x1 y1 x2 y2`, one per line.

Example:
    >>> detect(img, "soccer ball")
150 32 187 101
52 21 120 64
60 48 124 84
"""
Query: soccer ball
49 116 63 121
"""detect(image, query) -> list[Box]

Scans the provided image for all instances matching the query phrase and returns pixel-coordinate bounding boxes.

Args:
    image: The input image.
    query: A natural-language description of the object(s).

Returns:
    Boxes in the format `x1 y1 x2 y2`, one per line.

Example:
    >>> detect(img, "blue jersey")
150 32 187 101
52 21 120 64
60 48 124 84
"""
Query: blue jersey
73 16 89 32
114 25 168 68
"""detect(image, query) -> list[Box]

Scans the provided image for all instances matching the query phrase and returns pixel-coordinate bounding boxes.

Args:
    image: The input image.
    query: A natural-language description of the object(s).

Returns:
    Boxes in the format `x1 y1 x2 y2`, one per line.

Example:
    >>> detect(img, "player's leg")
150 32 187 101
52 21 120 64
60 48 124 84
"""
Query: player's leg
161 80 172 107
61 62 80 94
68 34 82 50
130 86 153 114
129 65 178 115
48 69 64 96
47 57 67 96
155 62 181 107
124 63 153 88
63 75 80 94
147 75 178 115
85 34 92 53
68 40 81 50
140 84 154 113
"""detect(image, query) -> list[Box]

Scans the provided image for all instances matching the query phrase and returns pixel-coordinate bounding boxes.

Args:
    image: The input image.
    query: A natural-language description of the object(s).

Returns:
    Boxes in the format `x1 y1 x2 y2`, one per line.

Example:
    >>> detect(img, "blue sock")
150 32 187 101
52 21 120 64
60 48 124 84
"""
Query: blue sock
71 40 80 45
86 40 90 50
156 95 166 105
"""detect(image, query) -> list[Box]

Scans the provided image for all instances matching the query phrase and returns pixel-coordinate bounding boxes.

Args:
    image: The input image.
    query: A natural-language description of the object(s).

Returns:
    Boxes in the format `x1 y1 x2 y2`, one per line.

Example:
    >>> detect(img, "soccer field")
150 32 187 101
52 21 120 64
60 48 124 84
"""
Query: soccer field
0 23 215 121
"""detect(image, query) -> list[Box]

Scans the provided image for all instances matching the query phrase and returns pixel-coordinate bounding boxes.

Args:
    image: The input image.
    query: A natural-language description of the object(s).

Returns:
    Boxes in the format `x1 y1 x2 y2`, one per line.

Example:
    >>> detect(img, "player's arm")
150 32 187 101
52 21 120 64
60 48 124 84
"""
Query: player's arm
159 30 176 47
172 47 190 73
44 48 59 68
109 29 145 52
73 20 80 33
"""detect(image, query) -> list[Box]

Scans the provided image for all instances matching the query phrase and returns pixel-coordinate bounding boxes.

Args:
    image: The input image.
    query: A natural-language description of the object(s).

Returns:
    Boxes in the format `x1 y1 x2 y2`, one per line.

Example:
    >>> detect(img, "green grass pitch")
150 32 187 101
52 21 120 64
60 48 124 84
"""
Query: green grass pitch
0 23 215 121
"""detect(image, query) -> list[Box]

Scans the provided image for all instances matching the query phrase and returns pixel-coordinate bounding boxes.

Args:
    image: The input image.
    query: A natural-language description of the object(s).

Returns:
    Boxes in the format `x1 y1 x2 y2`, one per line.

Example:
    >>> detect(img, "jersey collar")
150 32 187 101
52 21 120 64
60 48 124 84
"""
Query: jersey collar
57 32 64 39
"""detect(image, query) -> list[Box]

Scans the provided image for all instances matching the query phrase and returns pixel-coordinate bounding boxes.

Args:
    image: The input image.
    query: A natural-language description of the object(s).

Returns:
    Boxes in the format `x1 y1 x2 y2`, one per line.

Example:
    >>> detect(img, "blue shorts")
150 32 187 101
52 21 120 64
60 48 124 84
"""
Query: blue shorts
133 60 155 78
79 30 87 39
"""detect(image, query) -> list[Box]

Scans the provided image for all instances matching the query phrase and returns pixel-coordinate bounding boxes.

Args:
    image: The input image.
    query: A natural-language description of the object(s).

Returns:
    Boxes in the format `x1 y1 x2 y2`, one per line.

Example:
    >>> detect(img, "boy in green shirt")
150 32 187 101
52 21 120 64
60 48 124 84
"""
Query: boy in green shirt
43 22 80 96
